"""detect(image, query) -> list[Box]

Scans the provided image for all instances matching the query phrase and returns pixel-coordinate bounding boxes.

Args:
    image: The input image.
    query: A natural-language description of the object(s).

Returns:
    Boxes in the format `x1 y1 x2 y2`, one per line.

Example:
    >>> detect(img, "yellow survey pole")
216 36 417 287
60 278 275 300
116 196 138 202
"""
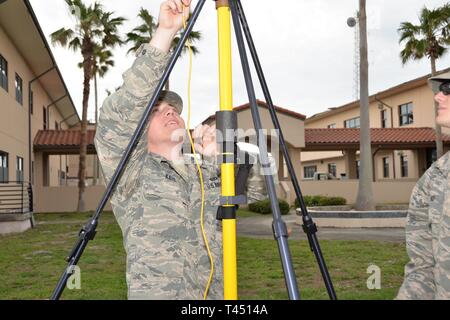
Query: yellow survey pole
216 0 237 300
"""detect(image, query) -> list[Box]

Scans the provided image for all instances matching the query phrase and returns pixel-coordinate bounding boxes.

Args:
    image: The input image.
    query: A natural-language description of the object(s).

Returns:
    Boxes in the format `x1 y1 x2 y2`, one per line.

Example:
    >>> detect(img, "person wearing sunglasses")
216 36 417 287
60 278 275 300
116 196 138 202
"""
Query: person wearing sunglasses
396 72 450 300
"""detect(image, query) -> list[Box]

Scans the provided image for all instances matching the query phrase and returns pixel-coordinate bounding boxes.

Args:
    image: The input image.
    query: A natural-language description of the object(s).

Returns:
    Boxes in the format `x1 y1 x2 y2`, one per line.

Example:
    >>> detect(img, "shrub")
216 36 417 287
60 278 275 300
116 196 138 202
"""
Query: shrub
248 198 290 215
295 195 346 208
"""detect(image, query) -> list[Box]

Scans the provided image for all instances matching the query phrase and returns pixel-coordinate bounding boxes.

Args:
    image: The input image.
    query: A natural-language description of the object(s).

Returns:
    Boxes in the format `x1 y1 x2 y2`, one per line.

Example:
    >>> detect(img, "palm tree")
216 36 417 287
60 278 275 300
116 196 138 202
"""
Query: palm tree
355 0 375 211
398 4 450 159
125 7 202 90
78 45 114 186
51 0 124 212
125 8 157 54
78 46 114 123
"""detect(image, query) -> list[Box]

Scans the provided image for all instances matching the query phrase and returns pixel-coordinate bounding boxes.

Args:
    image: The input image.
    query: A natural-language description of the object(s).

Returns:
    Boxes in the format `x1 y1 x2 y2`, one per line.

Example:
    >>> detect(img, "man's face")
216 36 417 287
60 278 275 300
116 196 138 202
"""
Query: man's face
434 91 450 128
147 101 185 145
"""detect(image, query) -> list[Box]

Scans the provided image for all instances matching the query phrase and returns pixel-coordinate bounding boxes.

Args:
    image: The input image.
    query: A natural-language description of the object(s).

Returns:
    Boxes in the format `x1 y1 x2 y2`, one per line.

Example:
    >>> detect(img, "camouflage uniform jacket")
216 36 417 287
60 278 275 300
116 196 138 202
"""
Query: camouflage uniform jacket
397 151 450 299
94 45 267 300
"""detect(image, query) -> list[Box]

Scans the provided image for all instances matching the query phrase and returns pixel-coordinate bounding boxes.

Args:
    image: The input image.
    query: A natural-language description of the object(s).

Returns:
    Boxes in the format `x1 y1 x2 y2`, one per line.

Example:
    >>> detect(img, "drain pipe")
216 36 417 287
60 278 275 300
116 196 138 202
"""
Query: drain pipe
375 96 396 179
372 146 381 182
46 95 67 129
28 66 55 184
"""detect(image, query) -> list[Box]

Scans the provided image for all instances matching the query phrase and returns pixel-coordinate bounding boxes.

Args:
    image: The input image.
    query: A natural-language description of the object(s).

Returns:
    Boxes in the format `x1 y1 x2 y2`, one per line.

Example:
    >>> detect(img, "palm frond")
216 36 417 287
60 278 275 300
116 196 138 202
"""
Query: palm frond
50 27 76 47
68 37 82 51
398 22 421 43
399 3 450 65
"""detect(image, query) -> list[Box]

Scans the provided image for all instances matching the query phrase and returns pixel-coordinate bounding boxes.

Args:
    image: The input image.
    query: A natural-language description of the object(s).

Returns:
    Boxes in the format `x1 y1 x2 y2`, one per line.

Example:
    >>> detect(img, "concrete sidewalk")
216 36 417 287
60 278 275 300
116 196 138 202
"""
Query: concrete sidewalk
237 214 406 243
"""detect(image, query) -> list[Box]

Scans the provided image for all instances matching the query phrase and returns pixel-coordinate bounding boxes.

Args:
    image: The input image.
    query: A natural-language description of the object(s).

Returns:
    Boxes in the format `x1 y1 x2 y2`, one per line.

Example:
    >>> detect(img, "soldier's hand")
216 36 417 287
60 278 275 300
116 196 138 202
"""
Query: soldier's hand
158 0 191 33
150 0 191 52
193 124 218 158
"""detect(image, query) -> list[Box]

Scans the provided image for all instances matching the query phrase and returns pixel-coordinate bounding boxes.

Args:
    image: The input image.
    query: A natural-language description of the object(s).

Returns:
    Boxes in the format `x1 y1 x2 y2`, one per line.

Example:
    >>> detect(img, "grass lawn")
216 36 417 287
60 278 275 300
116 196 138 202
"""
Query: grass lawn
236 208 262 218
0 212 408 300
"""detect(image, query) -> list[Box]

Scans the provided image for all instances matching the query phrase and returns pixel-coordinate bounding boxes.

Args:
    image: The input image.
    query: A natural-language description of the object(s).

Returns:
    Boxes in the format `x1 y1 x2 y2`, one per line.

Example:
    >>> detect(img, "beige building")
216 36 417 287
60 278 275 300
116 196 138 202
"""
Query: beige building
200 73 450 206
302 71 450 183
0 0 80 232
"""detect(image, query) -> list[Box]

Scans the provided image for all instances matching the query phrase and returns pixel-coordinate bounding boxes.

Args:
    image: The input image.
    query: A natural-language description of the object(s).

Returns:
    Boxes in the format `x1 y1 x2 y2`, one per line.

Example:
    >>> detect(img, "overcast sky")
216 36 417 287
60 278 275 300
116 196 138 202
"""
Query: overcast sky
28 0 450 126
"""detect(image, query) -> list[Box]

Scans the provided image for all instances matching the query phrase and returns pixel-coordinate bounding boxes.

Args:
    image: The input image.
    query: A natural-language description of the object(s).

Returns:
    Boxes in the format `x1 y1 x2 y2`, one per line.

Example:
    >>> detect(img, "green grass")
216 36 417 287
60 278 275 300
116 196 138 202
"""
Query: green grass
236 208 262 218
238 238 408 300
0 212 408 300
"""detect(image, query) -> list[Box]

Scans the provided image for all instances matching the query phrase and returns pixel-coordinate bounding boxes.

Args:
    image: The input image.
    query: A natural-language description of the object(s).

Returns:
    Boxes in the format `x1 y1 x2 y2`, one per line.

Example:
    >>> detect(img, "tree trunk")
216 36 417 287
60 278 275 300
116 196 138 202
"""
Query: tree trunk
77 52 92 212
93 73 98 186
355 0 375 211
94 73 98 123
431 57 444 159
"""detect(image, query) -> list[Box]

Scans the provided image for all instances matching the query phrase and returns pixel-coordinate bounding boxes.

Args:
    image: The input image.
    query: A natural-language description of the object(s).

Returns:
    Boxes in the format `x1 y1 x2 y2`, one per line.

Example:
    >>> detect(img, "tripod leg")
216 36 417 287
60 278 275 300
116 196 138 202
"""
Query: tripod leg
235 0 337 300
50 0 207 300
229 0 300 300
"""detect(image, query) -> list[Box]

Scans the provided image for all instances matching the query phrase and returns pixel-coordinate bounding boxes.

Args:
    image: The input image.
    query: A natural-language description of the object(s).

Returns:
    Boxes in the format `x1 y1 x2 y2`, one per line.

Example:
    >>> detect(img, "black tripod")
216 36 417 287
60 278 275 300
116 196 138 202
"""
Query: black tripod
51 0 336 300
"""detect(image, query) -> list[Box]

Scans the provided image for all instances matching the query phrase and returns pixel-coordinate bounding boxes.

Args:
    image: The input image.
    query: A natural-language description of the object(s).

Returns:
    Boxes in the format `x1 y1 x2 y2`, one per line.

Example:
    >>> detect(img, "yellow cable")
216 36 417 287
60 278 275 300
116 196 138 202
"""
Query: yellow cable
182 8 215 300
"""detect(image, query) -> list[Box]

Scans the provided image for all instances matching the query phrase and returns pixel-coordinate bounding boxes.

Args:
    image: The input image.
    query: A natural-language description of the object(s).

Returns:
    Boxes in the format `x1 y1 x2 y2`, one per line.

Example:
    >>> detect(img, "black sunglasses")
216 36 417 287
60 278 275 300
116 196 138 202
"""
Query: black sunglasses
439 81 450 95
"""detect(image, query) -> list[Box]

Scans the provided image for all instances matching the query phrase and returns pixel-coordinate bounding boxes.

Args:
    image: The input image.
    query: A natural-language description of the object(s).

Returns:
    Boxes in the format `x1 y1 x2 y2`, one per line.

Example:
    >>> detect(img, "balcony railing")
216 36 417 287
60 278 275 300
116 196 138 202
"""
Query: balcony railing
0 181 33 214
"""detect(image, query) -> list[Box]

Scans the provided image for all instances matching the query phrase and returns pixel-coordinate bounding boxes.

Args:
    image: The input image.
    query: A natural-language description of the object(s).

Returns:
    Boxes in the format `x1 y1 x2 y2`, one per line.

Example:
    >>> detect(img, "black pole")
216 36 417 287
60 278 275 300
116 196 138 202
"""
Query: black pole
236 0 337 300
229 0 300 300
50 0 207 300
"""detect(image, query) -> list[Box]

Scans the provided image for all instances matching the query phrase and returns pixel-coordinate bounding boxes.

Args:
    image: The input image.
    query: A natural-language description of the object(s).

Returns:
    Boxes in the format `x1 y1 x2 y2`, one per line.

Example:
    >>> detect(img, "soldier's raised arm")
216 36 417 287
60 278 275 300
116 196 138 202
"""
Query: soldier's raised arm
94 0 190 186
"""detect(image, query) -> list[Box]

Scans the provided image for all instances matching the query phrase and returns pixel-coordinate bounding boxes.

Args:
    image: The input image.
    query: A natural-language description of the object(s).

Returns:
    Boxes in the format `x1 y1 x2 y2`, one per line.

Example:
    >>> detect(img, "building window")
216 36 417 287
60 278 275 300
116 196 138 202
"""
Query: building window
16 156 24 183
15 73 23 105
399 102 413 126
380 109 388 128
55 121 59 130
0 54 7 92
304 165 317 179
328 123 336 129
43 107 47 130
400 155 408 177
30 90 34 114
344 117 360 128
0 151 8 183
328 163 337 177
356 160 360 179
382 157 389 178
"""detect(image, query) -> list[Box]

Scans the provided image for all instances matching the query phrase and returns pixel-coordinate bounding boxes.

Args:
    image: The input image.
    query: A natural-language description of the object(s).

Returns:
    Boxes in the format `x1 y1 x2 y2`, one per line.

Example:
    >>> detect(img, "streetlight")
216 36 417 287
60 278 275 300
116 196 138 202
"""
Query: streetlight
347 13 360 101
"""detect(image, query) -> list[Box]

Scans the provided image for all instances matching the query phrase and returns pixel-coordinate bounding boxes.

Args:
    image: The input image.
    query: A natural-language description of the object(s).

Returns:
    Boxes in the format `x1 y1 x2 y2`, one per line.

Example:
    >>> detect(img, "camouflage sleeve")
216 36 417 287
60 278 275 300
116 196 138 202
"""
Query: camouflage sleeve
94 45 170 194
396 171 436 300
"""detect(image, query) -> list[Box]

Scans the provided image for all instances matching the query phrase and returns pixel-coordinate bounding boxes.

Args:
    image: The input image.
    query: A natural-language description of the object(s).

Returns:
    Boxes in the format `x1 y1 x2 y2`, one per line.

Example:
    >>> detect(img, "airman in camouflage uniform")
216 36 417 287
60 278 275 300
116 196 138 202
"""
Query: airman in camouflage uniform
94 0 268 300
397 71 450 299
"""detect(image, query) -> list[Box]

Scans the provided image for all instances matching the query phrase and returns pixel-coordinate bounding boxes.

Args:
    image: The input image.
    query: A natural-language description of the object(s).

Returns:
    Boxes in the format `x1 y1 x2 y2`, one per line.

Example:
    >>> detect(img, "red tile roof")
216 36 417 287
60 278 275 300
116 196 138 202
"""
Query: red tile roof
34 130 96 153
34 127 450 153
305 127 450 148
202 99 306 124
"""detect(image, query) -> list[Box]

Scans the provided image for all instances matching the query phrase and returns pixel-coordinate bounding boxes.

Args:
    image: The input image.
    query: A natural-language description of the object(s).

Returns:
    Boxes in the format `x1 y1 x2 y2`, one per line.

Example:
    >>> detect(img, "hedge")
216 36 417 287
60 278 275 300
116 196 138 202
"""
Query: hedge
295 195 347 208
248 198 290 215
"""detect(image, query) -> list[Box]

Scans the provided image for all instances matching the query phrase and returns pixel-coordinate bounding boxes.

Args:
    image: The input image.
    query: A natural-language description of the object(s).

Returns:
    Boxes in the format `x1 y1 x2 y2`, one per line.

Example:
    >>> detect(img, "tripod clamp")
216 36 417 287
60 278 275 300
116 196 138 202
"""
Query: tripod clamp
65 219 98 262
302 215 318 238
215 109 249 220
